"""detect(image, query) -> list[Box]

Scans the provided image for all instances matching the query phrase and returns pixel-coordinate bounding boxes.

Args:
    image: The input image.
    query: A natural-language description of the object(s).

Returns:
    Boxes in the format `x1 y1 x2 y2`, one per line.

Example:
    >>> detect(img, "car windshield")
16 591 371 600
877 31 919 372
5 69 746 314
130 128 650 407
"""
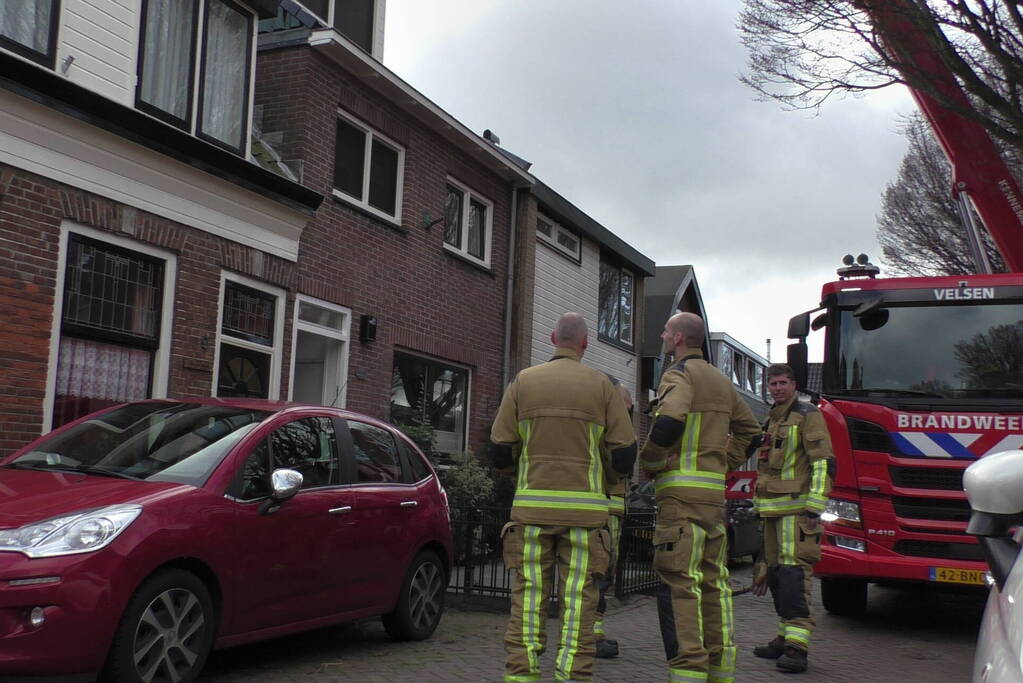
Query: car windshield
7 402 271 486
833 303 1023 397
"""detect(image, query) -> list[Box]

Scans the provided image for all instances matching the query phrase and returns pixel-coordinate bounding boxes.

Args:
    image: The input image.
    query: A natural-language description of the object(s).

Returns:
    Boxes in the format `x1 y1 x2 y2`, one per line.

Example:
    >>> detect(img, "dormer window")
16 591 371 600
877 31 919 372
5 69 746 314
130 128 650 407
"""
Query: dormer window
137 0 254 155
0 1 61 67
274 0 381 56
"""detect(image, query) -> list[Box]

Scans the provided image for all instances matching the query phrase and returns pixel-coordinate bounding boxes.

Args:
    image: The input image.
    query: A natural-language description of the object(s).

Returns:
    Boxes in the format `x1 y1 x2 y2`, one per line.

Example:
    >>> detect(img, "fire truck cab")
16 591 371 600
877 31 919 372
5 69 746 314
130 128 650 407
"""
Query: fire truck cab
787 263 1023 615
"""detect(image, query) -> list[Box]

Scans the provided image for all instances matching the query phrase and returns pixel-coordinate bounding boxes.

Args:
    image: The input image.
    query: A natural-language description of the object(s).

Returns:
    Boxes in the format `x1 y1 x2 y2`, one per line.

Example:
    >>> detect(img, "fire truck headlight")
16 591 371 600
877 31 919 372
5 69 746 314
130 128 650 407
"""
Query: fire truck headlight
821 498 862 529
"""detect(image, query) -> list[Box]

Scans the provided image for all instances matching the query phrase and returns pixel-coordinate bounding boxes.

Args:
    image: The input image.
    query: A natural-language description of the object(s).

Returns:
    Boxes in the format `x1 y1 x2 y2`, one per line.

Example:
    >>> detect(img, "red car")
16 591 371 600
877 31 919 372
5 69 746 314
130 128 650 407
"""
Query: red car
0 399 453 682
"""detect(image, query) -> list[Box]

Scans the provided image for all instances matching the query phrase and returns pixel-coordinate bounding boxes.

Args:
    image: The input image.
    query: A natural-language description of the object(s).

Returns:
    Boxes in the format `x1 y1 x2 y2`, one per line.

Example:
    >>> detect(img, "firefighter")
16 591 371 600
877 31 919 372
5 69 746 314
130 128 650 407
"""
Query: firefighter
750 363 834 674
594 378 634 659
490 312 637 683
641 312 760 683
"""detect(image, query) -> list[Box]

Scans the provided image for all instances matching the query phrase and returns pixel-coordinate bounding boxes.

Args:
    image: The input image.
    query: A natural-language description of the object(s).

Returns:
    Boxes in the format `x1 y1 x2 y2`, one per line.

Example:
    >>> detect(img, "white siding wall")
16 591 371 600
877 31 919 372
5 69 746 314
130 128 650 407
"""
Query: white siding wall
58 0 139 106
530 237 637 399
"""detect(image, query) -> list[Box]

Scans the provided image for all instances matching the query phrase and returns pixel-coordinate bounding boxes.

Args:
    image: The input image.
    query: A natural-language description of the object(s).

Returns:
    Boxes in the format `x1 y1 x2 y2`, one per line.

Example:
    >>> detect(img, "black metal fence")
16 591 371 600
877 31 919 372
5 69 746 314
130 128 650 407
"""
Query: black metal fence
447 507 658 599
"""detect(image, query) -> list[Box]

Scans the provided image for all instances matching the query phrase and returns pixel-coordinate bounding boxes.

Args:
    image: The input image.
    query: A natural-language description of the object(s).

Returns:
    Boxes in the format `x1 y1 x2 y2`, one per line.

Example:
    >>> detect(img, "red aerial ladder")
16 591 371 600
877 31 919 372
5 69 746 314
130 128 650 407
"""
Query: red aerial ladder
781 2 1023 615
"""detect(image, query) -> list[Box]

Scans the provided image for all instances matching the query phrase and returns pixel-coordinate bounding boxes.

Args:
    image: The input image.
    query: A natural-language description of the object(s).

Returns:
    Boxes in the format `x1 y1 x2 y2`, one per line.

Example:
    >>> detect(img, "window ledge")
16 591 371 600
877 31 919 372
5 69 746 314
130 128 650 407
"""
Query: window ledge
330 191 407 234
443 244 494 275
597 334 635 353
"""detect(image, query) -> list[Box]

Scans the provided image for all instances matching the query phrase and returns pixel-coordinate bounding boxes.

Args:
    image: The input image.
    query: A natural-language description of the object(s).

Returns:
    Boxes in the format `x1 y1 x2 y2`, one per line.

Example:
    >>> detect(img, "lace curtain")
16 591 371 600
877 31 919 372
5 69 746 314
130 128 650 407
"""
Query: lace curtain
0 0 53 54
200 0 248 149
54 338 151 427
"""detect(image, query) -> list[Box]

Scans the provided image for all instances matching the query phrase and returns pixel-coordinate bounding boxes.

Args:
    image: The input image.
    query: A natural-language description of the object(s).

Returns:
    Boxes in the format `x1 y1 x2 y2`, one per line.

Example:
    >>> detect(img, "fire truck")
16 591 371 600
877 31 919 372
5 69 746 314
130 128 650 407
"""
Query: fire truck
782 2 1023 615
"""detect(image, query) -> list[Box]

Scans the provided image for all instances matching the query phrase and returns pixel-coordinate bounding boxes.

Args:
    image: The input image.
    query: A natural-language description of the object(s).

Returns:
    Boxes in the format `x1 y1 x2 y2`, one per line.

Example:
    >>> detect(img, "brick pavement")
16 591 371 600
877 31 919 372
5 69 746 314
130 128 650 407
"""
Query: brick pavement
200 563 982 682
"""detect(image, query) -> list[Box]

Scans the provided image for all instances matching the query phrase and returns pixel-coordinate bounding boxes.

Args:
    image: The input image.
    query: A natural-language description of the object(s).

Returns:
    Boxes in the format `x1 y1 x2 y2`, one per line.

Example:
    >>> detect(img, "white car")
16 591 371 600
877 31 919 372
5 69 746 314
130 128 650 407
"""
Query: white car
964 449 1023 683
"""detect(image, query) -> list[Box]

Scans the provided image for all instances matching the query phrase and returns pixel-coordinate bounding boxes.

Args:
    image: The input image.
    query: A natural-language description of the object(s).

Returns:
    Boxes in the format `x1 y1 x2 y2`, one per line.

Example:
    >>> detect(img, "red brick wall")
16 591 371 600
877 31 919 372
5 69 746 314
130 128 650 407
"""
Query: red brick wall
257 47 515 454
0 164 296 457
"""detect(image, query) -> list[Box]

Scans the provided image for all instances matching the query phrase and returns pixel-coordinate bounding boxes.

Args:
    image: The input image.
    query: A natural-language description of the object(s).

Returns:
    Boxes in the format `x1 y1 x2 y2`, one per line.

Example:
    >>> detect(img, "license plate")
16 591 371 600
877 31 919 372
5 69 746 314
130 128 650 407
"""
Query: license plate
929 566 987 586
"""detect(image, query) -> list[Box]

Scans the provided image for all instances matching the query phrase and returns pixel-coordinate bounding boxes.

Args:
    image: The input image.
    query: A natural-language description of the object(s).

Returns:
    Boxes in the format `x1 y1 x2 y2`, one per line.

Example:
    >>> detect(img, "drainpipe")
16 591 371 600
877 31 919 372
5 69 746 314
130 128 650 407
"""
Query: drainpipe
502 185 522 389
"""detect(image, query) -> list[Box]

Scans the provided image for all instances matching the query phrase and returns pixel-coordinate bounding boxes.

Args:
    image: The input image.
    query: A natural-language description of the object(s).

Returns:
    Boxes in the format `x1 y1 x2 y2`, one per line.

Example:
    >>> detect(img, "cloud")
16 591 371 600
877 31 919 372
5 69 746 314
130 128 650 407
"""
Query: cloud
384 0 915 360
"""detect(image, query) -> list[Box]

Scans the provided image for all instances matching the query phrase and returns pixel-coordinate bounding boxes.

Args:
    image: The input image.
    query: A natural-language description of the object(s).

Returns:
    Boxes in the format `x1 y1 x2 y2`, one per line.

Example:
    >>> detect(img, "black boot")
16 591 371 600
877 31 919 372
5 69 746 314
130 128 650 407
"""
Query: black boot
753 636 785 659
595 638 619 658
776 646 808 673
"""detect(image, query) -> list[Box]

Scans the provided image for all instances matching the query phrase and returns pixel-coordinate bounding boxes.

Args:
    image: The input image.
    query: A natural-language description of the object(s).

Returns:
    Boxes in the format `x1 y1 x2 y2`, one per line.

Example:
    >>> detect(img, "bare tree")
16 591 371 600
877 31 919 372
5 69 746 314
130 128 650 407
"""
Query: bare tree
738 1 1023 151
877 114 1006 275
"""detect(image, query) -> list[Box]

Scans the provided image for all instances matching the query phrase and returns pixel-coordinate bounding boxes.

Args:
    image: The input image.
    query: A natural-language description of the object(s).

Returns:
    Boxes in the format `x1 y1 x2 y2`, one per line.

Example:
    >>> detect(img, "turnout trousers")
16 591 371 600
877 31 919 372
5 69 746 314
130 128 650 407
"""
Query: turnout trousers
653 498 735 683
595 514 622 637
502 523 610 682
761 513 822 652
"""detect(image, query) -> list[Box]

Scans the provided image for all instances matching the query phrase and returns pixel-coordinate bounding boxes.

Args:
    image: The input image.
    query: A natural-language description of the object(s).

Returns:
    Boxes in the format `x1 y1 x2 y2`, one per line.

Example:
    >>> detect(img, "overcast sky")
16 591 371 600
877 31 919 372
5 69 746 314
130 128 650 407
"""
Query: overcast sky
383 0 917 362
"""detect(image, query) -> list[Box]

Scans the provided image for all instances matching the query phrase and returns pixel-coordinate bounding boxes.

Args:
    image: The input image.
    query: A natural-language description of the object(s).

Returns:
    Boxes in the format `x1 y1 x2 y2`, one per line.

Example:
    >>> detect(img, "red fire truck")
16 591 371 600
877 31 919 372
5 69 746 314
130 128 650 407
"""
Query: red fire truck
781 2 1023 615
786 269 1023 615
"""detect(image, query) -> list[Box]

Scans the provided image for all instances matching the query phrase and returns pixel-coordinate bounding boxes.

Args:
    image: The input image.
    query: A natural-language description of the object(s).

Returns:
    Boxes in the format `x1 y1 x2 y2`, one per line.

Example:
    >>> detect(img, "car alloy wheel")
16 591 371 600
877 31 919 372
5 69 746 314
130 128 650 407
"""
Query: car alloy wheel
133 587 207 682
408 555 444 633
383 550 446 641
102 569 215 683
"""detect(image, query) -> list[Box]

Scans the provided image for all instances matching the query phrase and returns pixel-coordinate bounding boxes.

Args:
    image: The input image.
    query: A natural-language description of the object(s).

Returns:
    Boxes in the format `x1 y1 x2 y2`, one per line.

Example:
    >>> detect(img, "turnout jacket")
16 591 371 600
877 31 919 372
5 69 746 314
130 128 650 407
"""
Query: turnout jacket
754 397 834 517
490 348 637 528
640 349 760 504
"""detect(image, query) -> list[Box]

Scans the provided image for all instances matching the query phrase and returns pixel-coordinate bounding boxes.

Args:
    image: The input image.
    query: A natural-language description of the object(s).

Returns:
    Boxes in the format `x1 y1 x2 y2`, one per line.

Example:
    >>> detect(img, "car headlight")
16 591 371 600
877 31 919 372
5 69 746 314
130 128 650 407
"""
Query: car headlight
821 498 862 529
0 505 142 558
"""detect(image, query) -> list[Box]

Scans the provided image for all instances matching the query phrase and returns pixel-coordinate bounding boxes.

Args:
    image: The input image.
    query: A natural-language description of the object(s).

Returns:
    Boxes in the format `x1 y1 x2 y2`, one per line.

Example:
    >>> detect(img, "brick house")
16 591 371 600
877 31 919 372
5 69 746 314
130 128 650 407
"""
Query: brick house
255 2 533 458
0 0 323 456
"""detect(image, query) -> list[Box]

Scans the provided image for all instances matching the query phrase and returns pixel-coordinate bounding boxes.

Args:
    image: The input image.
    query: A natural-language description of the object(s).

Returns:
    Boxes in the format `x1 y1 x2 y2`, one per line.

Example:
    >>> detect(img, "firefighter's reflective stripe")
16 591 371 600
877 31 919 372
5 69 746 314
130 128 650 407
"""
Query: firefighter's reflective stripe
785 625 811 649
682 413 702 470
711 524 735 683
779 514 798 566
655 471 726 495
514 490 611 513
806 459 829 513
516 419 533 491
608 495 625 516
554 528 589 681
587 423 606 494
508 524 545 683
756 495 809 515
669 668 709 682
781 425 798 479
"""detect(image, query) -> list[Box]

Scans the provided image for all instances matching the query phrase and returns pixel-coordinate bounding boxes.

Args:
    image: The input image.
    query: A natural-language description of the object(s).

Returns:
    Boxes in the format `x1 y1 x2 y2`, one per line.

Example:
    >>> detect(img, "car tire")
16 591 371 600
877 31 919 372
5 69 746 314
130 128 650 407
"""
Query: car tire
382 550 446 641
820 576 868 616
101 569 216 683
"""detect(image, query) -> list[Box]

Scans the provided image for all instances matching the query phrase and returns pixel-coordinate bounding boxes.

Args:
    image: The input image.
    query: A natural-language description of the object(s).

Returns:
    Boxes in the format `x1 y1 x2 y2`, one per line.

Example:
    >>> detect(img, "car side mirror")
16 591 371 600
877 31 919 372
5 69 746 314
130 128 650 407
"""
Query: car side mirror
259 468 303 515
965 450 1023 589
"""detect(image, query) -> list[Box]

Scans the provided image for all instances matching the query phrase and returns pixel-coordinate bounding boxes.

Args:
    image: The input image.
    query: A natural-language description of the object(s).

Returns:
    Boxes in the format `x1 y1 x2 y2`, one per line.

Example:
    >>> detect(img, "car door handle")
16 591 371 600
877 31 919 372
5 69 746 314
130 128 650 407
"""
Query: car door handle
329 506 352 515
400 501 418 508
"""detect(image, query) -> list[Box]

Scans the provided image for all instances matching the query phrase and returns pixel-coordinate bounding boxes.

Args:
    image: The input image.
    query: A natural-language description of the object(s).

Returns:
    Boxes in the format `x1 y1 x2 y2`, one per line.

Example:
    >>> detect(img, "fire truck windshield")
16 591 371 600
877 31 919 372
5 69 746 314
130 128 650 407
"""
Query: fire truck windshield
833 303 1023 397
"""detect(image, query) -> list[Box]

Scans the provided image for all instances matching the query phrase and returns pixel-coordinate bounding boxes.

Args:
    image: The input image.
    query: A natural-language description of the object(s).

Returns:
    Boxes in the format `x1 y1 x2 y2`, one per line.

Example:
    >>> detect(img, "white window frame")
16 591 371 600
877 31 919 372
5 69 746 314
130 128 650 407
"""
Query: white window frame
536 211 580 261
288 295 351 406
289 0 385 57
390 349 473 458
212 271 286 399
43 222 177 432
443 177 493 268
136 0 257 157
332 108 405 225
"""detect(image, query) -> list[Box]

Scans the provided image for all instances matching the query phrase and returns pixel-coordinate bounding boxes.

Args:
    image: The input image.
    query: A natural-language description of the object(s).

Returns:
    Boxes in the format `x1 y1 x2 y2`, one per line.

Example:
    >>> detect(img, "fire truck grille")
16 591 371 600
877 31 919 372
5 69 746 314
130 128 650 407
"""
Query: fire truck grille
889 466 964 491
892 496 972 522
894 540 984 562
847 417 897 453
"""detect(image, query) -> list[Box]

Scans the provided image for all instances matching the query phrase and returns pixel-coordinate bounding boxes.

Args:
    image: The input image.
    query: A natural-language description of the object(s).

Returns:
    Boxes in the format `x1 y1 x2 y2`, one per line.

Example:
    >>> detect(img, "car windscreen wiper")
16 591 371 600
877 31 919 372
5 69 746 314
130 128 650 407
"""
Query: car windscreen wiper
1 462 140 480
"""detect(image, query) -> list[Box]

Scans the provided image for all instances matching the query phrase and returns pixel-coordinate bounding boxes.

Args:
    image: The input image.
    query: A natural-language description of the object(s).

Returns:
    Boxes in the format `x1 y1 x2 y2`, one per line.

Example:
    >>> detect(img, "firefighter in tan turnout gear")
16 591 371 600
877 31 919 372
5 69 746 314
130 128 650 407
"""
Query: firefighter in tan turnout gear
640 312 760 683
490 312 637 683
751 364 834 674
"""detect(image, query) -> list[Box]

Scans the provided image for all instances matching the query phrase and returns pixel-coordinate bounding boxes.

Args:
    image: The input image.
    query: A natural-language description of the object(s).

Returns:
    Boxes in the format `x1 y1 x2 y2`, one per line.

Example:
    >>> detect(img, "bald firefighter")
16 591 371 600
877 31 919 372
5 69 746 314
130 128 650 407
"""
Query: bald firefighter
491 312 637 683
641 312 760 683
750 363 834 674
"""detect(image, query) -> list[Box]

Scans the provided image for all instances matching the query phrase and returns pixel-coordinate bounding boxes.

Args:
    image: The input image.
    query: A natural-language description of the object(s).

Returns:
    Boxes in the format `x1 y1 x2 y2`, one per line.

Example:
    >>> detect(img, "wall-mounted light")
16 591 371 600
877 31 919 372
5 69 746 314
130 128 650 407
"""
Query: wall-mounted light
359 314 377 342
